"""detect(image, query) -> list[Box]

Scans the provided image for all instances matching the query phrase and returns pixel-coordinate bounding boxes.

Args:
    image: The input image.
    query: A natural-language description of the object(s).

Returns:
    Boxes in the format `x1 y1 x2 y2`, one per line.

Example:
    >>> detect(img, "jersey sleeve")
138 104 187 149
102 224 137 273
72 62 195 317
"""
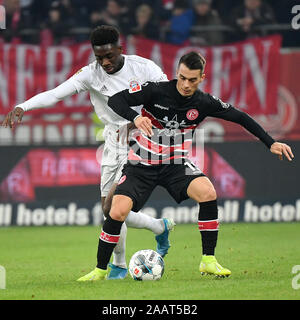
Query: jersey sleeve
108 81 155 122
204 93 234 117
205 94 275 148
145 60 168 82
68 66 92 93
15 67 91 112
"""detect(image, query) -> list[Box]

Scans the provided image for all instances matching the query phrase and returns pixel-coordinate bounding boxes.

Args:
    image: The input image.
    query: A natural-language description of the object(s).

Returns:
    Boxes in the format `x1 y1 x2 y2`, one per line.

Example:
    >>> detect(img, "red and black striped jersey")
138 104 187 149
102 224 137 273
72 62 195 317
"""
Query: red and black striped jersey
108 79 275 165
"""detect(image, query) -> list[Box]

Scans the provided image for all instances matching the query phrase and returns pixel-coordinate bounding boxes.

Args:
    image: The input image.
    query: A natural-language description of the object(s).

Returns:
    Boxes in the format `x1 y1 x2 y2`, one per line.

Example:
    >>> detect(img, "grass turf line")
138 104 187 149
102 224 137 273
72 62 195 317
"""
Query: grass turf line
0 223 299 300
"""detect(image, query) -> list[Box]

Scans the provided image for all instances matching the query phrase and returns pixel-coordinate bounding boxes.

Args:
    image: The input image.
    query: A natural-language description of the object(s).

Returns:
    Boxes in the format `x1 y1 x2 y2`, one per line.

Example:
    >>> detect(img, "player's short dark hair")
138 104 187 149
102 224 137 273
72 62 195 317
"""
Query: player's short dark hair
178 51 206 74
90 25 120 47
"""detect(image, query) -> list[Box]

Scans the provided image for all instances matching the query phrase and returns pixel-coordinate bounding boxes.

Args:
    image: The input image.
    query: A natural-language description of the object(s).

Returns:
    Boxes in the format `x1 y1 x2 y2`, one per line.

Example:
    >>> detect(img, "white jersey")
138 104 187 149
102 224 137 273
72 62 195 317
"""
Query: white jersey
16 55 167 137
71 55 167 128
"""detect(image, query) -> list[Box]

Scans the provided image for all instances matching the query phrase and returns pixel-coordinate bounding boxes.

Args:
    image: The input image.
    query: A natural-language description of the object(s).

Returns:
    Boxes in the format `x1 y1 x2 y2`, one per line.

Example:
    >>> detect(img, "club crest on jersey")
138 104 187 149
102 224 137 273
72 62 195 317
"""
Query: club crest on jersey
186 109 199 121
129 80 141 93
118 175 127 185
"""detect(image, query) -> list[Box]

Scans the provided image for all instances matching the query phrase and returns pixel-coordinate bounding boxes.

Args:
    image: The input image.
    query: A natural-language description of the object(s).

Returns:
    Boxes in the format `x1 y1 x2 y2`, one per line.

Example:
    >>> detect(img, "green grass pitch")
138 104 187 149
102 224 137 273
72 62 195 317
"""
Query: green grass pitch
0 222 299 300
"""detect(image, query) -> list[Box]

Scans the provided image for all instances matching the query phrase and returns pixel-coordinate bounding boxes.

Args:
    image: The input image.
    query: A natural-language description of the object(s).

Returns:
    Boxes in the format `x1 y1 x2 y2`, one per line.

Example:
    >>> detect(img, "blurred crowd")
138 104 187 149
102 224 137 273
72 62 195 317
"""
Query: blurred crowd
0 0 299 46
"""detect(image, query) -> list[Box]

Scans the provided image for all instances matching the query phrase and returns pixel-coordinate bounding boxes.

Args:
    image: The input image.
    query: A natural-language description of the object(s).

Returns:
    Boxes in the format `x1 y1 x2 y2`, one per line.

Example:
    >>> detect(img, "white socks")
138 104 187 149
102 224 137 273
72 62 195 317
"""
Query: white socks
112 211 165 268
112 222 127 269
125 211 165 235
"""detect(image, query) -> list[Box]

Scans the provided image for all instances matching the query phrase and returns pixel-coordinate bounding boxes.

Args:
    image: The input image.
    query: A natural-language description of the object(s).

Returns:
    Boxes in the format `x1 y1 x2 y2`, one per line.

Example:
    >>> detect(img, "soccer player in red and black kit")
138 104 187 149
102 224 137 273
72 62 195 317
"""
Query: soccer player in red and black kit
81 51 294 280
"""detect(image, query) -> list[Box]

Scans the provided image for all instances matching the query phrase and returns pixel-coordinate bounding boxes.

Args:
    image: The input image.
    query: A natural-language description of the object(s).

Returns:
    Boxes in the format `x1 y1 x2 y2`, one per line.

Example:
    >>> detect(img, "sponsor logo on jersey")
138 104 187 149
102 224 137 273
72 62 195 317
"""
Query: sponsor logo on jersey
100 85 108 93
154 104 169 110
129 80 141 93
186 109 199 121
118 175 127 185
158 115 181 136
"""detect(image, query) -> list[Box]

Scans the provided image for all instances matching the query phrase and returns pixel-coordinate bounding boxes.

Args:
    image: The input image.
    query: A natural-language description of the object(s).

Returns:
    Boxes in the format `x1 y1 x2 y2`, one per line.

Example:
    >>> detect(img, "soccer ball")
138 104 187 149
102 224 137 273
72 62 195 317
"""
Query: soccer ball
129 249 165 281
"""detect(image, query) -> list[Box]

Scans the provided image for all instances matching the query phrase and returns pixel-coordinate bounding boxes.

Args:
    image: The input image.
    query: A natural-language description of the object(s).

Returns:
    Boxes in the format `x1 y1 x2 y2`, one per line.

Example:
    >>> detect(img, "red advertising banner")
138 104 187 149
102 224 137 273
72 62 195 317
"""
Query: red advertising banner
2 35 300 142
0 146 244 202
275 50 300 140
0 35 281 117
207 49 300 142
132 35 281 116
0 148 101 202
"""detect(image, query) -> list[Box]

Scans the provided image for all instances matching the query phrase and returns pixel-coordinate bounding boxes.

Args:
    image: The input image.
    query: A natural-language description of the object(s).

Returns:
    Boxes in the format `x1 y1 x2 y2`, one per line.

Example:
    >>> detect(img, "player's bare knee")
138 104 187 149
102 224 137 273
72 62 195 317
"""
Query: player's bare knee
196 186 217 203
109 195 132 221
109 211 126 222
109 207 128 222
203 187 217 202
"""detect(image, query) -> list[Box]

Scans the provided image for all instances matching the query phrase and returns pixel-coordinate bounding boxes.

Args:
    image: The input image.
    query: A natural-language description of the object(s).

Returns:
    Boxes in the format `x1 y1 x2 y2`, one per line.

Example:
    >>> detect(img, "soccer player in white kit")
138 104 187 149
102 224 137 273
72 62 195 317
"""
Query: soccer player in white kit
2 25 175 280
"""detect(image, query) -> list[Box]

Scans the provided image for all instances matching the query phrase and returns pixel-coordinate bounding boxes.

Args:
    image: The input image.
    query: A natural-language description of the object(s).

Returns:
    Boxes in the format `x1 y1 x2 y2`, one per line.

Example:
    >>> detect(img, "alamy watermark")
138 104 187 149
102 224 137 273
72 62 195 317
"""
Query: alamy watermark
96 126 205 175
0 265 6 289
291 5 300 30
292 265 300 290
0 5 5 30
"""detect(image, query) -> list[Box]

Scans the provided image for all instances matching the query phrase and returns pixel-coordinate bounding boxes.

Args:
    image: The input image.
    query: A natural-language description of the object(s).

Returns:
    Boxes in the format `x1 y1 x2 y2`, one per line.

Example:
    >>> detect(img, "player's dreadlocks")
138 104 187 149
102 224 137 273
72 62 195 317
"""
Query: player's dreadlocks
179 51 206 75
90 25 120 47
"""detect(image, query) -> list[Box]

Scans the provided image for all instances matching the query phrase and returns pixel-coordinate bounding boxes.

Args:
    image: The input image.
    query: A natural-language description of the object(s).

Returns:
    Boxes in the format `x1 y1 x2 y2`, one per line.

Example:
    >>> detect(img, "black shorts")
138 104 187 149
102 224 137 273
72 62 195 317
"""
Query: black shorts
114 159 205 212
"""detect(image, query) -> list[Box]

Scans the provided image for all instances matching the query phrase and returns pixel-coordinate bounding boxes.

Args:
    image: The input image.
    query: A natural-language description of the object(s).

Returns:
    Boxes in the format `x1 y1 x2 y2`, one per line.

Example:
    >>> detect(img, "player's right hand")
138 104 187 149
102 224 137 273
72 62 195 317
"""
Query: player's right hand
2 107 25 129
134 116 153 137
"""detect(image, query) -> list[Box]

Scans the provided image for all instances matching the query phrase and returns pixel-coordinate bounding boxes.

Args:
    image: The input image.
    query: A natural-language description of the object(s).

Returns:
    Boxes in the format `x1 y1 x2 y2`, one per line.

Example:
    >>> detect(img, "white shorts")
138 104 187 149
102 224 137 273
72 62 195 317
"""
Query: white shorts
100 130 128 197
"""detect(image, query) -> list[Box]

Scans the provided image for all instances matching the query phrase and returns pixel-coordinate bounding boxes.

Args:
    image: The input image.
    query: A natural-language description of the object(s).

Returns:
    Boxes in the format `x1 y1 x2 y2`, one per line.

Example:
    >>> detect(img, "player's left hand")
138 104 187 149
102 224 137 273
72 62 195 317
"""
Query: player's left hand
270 142 294 161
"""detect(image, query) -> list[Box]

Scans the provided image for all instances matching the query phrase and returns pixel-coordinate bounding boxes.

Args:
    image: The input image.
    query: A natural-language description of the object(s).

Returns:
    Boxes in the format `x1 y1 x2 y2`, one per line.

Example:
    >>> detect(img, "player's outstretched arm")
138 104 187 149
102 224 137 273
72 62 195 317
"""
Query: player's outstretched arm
270 142 294 161
205 94 295 162
2 68 90 129
2 107 24 129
